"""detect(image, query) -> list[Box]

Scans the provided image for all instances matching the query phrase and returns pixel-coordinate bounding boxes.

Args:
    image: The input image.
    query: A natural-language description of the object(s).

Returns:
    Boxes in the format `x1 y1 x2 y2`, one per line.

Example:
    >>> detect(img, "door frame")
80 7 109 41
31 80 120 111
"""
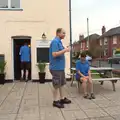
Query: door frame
11 36 32 80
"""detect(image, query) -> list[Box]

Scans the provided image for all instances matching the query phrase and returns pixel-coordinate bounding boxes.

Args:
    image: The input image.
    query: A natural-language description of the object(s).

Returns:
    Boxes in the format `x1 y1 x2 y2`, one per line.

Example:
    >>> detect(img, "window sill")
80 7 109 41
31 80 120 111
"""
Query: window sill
0 8 23 11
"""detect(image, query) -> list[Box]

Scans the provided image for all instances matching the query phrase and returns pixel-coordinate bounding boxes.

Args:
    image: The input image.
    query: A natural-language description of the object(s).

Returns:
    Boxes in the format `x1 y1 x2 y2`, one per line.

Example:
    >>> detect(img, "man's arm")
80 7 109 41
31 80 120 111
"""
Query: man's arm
52 41 70 57
88 70 92 78
52 49 68 57
77 70 85 78
19 47 22 55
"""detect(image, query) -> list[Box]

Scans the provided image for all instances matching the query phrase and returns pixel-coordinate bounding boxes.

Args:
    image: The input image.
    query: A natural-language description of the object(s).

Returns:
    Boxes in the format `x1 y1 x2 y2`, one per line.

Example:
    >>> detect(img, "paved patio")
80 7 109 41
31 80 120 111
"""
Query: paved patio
0 81 120 120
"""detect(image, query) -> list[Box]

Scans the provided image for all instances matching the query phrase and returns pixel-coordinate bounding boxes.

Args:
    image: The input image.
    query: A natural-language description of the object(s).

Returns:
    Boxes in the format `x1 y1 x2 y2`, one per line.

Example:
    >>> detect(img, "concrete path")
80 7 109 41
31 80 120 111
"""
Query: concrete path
0 81 120 120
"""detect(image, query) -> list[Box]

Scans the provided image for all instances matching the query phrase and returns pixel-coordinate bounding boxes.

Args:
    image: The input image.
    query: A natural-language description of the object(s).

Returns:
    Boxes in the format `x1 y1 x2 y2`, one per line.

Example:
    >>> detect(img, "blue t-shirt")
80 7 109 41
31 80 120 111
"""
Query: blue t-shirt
19 45 30 62
49 37 65 70
76 60 90 79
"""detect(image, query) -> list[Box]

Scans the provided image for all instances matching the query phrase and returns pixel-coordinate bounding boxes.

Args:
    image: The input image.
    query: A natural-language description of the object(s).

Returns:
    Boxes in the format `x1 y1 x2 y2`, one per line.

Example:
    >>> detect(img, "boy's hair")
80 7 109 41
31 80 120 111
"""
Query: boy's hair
81 52 86 58
56 28 63 34
24 42 28 45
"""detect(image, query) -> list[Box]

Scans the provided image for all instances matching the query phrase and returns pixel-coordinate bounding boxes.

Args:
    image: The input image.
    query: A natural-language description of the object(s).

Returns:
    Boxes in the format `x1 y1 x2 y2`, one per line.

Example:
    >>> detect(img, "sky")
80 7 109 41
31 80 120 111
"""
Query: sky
72 0 120 42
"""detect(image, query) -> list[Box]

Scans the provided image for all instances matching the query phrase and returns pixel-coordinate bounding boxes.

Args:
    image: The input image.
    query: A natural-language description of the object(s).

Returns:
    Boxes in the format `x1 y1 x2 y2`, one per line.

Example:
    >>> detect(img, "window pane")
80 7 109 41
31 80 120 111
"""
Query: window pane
37 48 49 63
11 0 20 8
0 0 8 8
113 36 117 44
104 38 108 45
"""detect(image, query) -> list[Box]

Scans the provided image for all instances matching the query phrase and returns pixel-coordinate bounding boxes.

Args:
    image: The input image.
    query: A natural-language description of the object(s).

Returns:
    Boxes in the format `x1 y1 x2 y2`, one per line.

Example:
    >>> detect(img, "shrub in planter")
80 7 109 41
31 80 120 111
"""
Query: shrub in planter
36 62 46 83
0 61 6 84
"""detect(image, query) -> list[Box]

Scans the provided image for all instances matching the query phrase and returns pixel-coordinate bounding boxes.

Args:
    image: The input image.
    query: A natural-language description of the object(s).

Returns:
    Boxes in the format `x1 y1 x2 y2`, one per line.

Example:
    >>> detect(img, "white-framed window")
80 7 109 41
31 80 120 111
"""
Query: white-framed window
104 49 108 56
100 39 102 45
0 0 20 9
104 38 108 45
113 36 117 44
112 49 116 55
36 40 51 63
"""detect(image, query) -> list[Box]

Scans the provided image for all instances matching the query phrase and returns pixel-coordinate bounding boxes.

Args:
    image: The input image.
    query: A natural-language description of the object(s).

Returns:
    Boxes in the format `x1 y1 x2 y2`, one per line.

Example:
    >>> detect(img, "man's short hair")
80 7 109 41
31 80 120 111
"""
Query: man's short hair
81 52 86 58
24 42 28 45
56 28 63 34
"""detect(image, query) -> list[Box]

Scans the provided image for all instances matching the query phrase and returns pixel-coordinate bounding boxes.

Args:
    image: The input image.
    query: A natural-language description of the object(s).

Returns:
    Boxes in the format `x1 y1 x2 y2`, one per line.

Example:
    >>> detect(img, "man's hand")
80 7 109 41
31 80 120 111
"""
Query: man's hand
82 76 89 80
65 46 71 52
84 76 89 79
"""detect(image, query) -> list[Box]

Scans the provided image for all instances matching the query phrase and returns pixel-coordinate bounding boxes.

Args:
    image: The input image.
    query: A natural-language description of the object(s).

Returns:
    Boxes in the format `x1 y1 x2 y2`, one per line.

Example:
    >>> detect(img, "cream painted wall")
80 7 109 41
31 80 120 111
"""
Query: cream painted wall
0 0 70 80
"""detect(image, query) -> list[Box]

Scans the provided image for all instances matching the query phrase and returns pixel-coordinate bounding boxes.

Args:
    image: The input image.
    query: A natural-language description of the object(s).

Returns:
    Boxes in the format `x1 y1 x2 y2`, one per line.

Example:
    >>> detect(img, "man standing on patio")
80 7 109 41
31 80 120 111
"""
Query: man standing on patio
49 28 71 108
76 52 95 99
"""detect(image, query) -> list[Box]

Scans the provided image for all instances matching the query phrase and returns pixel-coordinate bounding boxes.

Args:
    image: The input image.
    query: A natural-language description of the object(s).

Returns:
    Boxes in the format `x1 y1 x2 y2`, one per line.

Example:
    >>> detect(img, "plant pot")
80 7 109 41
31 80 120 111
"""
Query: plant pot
38 72 46 83
0 74 5 84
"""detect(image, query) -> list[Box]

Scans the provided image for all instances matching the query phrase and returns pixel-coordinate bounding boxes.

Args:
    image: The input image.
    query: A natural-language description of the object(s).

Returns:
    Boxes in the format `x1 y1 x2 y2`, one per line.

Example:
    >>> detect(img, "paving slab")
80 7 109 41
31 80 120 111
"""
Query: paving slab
103 106 120 116
62 110 88 120
0 114 17 120
40 107 64 120
83 108 108 118
112 114 120 120
16 114 40 120
0 81 120 120
89 116 114 120
93 99 119 108
74 98 99 110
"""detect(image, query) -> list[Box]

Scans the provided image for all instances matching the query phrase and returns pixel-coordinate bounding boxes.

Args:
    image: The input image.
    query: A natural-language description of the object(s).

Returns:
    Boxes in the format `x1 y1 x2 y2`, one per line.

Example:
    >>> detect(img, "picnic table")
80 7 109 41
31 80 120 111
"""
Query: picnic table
70 67 120 91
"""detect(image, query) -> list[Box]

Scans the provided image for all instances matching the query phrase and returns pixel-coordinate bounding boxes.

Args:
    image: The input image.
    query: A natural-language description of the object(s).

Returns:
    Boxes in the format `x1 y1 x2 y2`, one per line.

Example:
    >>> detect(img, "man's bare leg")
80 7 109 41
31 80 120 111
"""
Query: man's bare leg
59 86 64 100
53 88 59 101
88 77 93 93
88 77 95 99
59 86 71 104
52 87 64 108
21 70 24 80
26 70 29 79
81 78 87 95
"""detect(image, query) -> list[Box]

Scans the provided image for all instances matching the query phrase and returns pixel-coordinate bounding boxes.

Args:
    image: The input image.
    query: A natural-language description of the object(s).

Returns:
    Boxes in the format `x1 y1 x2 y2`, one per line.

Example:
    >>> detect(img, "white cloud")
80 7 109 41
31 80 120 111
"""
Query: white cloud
72 0 120 41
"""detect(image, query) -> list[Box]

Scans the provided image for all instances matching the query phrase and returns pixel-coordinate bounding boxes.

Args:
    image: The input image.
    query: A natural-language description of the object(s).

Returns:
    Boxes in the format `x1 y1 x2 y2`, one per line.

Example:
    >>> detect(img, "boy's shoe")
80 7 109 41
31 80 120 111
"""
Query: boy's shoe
88 93 96 99
60 97 71 104
53 101 64 108
25 78 29 82
83 94 89 99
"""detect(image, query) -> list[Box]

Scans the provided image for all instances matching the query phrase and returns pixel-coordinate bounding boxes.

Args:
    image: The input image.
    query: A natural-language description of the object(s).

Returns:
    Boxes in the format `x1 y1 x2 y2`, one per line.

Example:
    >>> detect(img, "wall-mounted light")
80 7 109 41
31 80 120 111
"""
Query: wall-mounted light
42 33 46 39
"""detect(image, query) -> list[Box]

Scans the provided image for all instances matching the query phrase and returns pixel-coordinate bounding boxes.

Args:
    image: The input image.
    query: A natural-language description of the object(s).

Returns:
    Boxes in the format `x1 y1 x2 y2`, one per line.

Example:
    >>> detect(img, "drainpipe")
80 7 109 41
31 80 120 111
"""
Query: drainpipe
69 0 72 69
87 18 90 49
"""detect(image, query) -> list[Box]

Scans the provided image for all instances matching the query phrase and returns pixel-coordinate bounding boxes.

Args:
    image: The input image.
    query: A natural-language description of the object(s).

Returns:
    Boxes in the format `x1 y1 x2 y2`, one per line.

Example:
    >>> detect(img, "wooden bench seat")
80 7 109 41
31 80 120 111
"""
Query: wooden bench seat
92 77 120 81
77 77 120 92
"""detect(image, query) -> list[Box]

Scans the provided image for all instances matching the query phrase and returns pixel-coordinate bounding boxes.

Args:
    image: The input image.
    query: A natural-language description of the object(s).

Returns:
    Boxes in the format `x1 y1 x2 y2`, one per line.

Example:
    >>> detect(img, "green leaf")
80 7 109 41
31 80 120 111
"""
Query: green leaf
0 61 6 74
36 61 46 73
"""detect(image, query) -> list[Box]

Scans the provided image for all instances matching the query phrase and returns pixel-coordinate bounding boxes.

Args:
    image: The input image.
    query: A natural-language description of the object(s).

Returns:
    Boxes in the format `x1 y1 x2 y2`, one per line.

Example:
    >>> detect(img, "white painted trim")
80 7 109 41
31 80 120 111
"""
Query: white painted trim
8 0 11 8
20 0 21 9
0 8 23 11
11 38 14 81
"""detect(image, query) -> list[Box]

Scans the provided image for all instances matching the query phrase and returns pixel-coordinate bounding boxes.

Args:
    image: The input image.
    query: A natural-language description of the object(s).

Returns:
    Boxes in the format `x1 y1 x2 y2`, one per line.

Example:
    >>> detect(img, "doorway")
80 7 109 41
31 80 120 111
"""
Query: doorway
13 39 31 80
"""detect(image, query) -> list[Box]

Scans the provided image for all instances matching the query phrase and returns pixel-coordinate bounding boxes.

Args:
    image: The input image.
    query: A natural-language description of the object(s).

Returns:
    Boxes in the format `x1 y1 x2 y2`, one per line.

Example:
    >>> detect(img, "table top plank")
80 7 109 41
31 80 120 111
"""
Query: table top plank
71 67 114 71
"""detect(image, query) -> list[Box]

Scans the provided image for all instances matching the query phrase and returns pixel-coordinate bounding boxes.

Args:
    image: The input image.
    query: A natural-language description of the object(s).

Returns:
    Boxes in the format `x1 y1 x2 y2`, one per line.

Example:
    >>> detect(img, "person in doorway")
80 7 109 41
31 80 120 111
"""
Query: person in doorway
19 42 30 82
76 52 95 99
49 28 71 108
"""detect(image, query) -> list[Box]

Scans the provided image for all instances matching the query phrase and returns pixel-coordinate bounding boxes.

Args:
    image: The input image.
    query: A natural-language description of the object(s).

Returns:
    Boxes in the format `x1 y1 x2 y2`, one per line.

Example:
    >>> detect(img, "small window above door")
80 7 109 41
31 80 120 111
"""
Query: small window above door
0 0 22 10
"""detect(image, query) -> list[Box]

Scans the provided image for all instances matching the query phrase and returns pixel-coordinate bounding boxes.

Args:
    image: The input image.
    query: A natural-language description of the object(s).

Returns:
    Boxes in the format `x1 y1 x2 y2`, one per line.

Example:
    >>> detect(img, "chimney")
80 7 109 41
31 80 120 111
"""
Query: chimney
79 35 84 41
102 26 106 34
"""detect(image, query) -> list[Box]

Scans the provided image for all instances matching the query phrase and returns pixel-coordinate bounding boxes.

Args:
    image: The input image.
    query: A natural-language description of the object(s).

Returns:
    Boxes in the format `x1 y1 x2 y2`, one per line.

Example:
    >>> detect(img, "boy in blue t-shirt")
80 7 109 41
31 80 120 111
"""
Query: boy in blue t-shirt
76 52 95 99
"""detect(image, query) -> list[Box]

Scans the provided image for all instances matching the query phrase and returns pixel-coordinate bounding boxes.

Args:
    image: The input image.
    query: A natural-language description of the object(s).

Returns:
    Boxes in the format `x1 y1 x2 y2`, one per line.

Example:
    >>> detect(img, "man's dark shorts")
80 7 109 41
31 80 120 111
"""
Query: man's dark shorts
21 62 30 70
50 70 66 89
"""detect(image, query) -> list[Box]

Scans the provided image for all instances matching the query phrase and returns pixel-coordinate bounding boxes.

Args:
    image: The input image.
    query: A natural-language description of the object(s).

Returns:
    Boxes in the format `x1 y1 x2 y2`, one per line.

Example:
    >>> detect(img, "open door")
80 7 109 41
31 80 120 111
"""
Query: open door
13 39 31 80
